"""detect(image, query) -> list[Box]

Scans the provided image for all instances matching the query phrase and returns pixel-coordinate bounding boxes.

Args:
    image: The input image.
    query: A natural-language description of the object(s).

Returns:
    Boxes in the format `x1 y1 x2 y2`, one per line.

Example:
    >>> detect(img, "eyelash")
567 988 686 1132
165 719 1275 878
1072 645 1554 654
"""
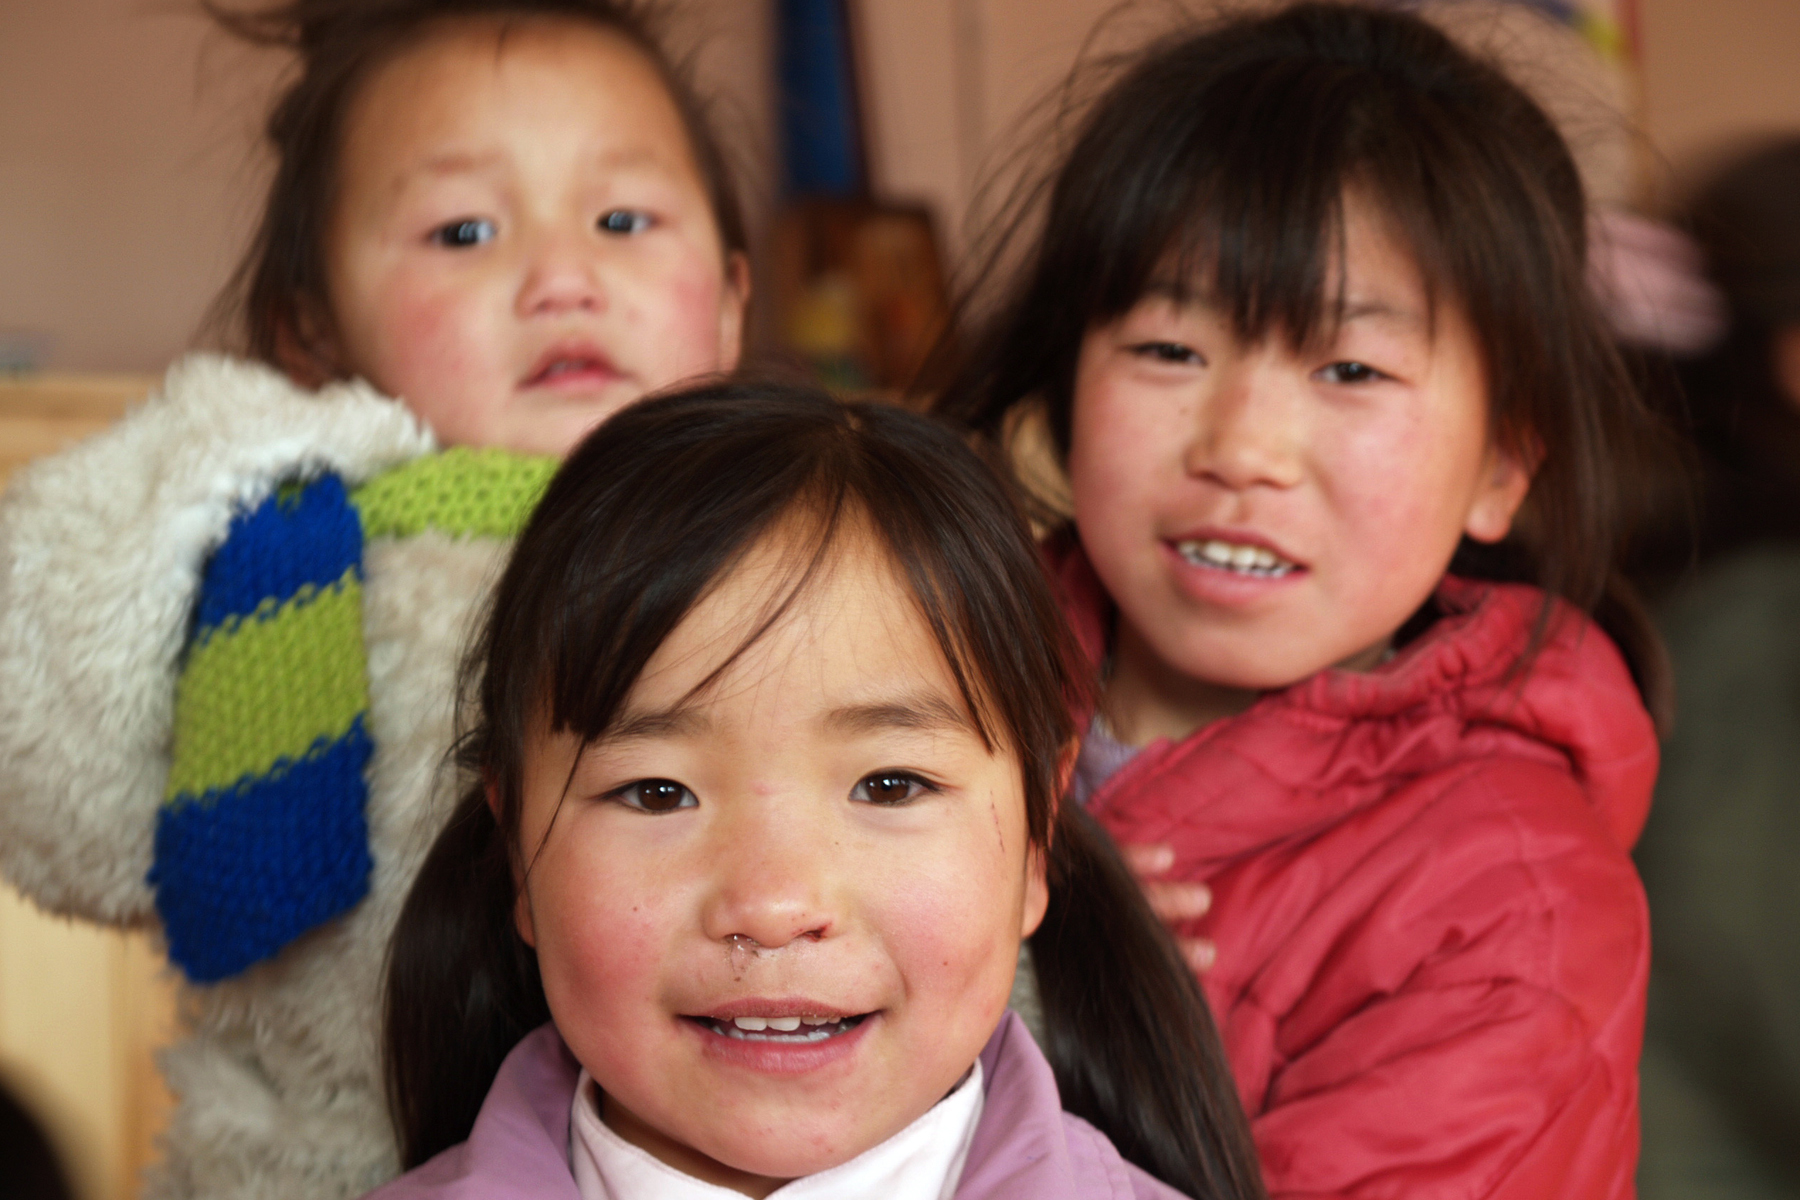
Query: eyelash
430 218 496 248
599 209 654 235
1315 361 1388 385
604 770 942 813
607 778 695 814
851 771 941 807
1131 341 1204 366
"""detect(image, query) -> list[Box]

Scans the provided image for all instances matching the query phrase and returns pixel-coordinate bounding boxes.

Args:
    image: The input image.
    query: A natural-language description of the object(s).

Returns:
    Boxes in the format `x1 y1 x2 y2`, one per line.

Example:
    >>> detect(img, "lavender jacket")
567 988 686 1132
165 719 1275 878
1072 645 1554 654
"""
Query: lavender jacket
366 1012 1189 1200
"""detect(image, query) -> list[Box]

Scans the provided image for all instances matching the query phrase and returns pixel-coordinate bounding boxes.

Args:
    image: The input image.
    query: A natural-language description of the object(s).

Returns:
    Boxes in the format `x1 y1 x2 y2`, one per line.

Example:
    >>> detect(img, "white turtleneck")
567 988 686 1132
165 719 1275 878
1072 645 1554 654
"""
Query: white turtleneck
569 1060 986 1200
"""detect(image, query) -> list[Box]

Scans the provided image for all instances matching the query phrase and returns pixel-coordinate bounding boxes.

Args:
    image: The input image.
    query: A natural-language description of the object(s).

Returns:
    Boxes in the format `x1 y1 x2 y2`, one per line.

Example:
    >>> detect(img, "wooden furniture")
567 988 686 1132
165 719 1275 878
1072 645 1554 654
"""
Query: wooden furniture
0 371 177 1200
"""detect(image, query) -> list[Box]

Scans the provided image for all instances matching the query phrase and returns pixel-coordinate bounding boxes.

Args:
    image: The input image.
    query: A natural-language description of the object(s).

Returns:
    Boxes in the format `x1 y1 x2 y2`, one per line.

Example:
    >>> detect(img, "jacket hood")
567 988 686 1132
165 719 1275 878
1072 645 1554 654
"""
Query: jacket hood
1051 536 1658 855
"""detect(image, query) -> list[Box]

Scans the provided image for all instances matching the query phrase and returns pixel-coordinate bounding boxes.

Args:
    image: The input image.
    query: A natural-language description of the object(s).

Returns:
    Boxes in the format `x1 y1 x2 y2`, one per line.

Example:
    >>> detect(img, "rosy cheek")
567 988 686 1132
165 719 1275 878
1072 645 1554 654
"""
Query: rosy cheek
619 256 732 380
363 276 482 393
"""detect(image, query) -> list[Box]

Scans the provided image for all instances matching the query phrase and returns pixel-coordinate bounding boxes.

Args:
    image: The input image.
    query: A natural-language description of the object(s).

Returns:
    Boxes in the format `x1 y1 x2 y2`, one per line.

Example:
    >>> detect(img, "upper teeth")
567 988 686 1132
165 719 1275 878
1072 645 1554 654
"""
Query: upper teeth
1177 539 1295 576
732 1015 827 1031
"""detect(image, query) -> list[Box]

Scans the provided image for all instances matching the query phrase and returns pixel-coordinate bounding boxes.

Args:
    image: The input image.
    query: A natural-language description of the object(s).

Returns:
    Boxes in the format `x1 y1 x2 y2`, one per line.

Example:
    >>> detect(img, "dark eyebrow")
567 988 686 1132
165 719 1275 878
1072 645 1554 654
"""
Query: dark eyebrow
600 705 712 742
824 694 977 737
409 150 508 178
1339 298 1424 328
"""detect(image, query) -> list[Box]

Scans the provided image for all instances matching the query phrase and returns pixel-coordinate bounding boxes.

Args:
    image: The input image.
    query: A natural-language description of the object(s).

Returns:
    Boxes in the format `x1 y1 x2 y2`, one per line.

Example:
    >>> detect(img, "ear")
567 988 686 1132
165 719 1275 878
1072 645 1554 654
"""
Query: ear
271 299 344 390
487 780 538 948
1462 438 1538 544
1020 842 1050 939
716 250 752 371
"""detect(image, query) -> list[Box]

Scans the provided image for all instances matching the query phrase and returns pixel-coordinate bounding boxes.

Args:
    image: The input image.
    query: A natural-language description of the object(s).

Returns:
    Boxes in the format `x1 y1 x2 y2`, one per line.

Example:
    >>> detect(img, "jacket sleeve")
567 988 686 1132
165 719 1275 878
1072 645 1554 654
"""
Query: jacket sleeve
1243 761 1649 1200
0 355 432 923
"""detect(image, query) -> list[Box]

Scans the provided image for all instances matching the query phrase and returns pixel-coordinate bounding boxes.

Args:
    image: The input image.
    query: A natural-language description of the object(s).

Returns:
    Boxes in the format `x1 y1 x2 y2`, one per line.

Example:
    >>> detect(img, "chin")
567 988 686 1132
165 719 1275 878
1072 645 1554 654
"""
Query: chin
701 1127 863 1183
1178 641 1325 692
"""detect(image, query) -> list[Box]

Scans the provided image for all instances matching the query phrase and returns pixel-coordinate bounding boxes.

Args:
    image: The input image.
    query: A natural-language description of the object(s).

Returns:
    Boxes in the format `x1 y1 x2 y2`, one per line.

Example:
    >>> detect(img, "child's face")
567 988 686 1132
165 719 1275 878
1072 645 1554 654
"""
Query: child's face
512 524 1047 1193
1068 196 1532 691
321 19 747 457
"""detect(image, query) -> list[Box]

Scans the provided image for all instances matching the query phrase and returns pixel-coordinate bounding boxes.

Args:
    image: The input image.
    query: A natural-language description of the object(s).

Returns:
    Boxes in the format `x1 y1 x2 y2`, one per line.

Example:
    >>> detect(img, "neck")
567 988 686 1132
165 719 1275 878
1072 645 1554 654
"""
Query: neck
1103 618 1258 746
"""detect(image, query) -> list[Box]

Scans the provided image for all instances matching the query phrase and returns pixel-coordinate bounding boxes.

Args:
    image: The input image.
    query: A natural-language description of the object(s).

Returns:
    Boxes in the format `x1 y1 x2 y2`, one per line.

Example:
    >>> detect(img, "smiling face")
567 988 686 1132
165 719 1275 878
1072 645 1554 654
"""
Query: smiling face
320 18 747 456
511 520 1047 1195
1068 196 1532 707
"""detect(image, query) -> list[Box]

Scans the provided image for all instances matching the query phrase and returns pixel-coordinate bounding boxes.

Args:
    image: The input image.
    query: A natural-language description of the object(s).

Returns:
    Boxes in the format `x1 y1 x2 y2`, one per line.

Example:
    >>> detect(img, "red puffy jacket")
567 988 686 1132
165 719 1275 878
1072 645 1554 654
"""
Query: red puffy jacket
1052 541 1656 1200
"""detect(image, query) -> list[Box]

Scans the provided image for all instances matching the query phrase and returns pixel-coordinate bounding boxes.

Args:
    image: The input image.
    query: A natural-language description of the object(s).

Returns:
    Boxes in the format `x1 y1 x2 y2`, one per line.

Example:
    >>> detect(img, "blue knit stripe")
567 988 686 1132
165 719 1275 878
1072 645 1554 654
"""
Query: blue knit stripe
150 717 375 983
193 475 364 634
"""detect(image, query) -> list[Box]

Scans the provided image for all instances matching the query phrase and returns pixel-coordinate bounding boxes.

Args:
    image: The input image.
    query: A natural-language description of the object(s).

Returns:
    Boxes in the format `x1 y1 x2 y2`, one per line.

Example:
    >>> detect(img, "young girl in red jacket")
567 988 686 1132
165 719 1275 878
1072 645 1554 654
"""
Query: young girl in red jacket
937 4 1666 1197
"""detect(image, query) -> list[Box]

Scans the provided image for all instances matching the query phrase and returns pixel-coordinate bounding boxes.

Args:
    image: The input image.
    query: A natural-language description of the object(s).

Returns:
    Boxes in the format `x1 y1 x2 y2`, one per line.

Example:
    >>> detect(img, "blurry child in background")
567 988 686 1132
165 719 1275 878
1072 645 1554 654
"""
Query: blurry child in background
1634 137 1800 1200
0 1 747 1195
371 381 1265 1200
938 4 1665 1196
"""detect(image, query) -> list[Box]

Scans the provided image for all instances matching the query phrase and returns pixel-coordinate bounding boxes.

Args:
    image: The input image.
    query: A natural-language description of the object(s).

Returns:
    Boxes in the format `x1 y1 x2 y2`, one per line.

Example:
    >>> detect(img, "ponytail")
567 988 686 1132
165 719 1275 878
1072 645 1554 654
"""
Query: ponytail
383 787 549 1170
1031 805 1267 1200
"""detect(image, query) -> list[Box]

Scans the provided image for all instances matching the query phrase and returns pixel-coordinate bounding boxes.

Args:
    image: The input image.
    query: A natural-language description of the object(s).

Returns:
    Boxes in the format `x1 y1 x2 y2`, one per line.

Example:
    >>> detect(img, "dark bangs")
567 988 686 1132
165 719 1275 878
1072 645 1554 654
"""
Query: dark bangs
1023 5 1587 455
470 381 1083 853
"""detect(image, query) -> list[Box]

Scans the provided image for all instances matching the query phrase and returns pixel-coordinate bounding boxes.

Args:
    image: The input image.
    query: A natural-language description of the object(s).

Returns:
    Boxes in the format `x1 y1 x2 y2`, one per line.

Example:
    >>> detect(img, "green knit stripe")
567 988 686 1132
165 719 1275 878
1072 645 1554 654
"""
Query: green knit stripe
352 446 558 541
165 569 369 801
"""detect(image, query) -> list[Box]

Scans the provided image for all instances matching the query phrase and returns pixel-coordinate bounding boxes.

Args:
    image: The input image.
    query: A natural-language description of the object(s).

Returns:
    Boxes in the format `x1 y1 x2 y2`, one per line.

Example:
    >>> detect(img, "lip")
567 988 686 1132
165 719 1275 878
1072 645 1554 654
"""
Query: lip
683 1006 877 1076
519 340 625 392
698 997 861 1022
1161 526 1308 608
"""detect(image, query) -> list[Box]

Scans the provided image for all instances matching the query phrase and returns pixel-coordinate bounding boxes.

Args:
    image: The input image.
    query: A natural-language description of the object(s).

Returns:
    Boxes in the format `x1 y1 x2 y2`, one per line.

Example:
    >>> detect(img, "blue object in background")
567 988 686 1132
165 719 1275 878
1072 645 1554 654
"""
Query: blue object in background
778 0 863 197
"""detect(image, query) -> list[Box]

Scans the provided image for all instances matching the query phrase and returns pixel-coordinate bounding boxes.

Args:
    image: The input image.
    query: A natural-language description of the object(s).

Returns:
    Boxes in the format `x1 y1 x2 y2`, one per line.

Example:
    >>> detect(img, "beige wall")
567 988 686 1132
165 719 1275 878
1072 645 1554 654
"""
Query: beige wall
1636 0 1800 201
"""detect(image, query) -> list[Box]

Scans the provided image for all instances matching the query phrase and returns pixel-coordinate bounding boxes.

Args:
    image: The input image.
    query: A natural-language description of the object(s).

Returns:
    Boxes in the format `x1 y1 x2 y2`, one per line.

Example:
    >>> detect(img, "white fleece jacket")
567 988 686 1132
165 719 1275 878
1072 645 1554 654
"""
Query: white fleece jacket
0 355 511 1198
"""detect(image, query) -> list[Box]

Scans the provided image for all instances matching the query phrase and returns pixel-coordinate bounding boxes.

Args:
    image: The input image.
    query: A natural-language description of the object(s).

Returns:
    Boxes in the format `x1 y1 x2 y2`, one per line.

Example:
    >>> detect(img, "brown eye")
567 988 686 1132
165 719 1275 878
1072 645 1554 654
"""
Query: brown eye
611 779 695 813
851 772 934 806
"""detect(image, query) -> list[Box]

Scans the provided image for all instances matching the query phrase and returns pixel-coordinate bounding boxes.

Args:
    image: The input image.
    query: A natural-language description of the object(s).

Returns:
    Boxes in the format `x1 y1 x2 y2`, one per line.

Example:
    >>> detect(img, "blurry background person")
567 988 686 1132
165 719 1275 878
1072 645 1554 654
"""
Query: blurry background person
1633 137 1800 1200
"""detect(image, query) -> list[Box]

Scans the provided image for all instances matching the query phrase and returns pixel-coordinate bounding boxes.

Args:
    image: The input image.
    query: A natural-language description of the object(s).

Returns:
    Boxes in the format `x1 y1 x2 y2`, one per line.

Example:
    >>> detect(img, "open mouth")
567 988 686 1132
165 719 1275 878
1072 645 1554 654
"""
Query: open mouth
523 356 617 387
1174 538 1300 579
687 1014 869 1043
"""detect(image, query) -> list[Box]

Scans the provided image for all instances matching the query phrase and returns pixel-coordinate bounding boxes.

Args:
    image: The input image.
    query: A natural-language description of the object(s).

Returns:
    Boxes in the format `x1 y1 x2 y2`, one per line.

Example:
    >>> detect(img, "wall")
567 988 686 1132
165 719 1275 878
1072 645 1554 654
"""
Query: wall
1635 0 1800 202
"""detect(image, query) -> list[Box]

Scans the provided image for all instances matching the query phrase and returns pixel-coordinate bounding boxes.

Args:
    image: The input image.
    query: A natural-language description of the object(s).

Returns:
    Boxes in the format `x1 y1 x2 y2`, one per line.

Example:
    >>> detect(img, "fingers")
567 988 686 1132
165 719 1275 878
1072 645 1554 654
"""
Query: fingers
1120 841 1176 877
1181 936 1217 973
1121 841 1217 973
1142 878 1211 923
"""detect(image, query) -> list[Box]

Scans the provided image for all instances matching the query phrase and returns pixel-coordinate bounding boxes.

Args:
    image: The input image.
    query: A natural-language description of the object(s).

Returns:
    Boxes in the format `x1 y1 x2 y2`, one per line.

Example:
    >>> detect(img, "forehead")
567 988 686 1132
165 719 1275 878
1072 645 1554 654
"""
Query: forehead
337 16 698 184
627 520 967 723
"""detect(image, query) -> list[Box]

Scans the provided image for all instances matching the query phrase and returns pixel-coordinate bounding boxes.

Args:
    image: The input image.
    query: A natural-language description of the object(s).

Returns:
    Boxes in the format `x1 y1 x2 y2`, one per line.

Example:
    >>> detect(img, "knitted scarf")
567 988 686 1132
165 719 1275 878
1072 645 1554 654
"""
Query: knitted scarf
150 447 557 982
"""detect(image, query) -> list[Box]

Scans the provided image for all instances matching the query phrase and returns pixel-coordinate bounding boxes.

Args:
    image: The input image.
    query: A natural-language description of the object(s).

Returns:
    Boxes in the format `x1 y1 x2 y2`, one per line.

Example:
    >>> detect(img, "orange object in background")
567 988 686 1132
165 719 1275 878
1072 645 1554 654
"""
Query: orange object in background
771 198 951 394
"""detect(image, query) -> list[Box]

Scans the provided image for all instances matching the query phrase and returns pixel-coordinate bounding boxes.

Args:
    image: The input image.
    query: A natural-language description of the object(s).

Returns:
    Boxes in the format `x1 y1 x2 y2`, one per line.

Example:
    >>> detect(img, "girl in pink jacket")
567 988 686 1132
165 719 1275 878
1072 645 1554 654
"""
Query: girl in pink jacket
936 4 1667 1196
366 382 1267 1200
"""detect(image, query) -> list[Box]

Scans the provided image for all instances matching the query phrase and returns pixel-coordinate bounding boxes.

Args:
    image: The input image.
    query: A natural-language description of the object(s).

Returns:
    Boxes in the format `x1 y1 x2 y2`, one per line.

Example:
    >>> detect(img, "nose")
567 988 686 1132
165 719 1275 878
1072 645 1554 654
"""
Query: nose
698 791 839 950
516 230 608 318
1183 355 1306 491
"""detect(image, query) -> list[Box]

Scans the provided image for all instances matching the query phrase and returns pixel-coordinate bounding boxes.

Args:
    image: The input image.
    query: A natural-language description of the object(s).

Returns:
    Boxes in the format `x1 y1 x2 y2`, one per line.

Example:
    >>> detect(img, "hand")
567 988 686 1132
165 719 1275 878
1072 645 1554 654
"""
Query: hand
1120 841 1216 973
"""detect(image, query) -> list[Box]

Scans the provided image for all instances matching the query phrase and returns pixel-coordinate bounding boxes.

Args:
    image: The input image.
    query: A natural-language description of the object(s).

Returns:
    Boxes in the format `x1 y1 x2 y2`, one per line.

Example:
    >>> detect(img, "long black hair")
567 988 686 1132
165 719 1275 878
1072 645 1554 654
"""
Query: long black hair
204 0 748 377
928 1 1670 717
383 380 1265 1200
